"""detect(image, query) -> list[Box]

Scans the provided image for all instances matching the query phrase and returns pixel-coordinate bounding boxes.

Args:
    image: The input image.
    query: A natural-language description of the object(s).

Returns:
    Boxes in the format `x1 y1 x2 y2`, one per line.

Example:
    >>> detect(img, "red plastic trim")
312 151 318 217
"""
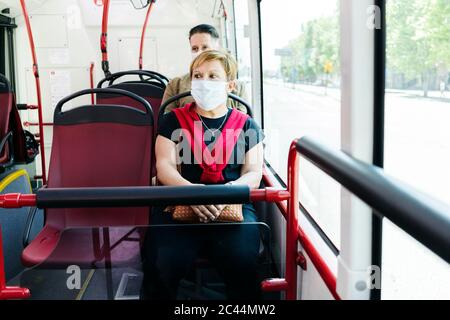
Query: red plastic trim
249 188 290 202
0 194 37 208
0 226 30 300
261 278 288 292
20 0 47 184
139 0 156 70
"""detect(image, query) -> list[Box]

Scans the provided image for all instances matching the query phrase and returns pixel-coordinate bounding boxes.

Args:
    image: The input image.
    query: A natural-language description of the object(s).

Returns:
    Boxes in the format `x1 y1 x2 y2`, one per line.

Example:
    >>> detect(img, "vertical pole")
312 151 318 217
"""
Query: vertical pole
19 0 47 184
0 225 30 299
101 0 111 78
286 141 299 300
139 0 156 70
0 226 6 292
90 62 95 104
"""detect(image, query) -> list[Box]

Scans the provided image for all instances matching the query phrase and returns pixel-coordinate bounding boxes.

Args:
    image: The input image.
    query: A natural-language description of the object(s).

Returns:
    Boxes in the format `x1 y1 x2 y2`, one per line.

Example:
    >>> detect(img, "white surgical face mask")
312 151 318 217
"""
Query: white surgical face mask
191 52 200 61
191 80 228 111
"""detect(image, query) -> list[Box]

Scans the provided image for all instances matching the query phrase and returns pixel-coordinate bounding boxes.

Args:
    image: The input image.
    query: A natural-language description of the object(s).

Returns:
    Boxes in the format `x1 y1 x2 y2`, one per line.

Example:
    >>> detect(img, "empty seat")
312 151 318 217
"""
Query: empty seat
21 88 154 267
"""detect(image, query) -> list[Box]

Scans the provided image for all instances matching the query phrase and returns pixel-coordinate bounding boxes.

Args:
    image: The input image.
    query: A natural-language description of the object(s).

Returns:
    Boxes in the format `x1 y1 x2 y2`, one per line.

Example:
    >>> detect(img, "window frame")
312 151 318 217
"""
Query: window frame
0 13 17 92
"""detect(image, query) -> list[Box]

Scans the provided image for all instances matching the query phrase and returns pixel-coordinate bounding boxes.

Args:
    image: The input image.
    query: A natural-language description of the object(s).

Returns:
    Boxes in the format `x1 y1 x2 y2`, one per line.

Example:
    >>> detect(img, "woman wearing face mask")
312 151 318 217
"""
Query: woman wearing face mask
141 50 264 300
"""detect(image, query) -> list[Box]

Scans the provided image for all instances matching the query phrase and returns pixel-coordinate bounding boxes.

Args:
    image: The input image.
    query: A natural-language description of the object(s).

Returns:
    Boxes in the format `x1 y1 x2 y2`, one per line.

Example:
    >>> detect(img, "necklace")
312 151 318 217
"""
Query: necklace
198 112 228 142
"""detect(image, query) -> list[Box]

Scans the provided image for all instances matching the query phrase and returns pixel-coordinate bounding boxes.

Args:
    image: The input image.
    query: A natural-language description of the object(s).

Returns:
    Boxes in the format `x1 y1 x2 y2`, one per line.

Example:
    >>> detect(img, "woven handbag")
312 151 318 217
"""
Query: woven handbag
166 204 243 223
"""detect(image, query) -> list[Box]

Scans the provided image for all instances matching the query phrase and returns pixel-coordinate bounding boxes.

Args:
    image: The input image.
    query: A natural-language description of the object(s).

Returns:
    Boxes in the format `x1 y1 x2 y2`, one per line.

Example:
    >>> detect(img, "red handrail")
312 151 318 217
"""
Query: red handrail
139 0 156 70
90 62 95 104
0 226 30 299
298 227 340 300
20 0 47 185
261 143 341 300
100 0 111 77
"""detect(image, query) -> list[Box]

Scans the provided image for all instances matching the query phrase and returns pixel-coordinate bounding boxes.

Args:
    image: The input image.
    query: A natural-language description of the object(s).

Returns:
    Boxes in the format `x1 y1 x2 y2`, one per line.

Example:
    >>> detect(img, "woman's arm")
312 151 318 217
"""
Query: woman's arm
156 135 219 222
229 142 264 190
156 135 192 186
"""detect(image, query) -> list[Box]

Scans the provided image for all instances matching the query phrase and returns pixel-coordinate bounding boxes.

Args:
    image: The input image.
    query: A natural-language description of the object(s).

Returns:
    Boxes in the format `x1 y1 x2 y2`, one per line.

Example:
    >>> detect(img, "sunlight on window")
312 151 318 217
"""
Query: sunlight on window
383 0 450 299
260 0 341 248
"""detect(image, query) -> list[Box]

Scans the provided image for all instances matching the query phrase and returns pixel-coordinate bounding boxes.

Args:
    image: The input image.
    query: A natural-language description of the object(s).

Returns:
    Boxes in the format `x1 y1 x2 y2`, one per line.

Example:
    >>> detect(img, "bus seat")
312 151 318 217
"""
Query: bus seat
0 74 14 167
0 74 39 170
97 82 164 129
158 91 254 122
97 70 168 131
21 88 153 267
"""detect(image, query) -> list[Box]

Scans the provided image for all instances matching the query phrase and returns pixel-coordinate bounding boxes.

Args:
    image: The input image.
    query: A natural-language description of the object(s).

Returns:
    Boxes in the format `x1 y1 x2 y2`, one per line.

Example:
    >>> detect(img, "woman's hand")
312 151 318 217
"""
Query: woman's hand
191 205 222 223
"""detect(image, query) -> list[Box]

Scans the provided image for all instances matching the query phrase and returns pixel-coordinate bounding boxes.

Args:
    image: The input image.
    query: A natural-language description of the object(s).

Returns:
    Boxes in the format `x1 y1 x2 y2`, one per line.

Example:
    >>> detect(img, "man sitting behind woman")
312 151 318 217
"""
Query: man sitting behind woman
162 24 248 114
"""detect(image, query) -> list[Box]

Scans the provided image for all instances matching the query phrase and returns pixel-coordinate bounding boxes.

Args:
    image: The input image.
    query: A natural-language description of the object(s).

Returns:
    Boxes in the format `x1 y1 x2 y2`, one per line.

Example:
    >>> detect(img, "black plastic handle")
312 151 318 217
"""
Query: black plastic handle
97 70 168 88
55 88 152 115
140 70 170 83
0 73 11 92
158 91 254 121
0 131 14 169
296 136 450 263
36 185 251 208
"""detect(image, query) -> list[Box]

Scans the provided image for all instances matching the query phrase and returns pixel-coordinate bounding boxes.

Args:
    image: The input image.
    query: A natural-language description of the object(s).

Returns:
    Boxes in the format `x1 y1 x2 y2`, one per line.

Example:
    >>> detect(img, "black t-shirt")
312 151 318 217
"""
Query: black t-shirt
158 108 264 184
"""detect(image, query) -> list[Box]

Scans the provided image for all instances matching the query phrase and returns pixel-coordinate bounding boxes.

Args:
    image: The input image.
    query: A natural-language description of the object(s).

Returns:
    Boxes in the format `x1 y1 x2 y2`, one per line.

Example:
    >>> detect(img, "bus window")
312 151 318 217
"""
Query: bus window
260 0 341 247
382 0 450 299
233 0 252 106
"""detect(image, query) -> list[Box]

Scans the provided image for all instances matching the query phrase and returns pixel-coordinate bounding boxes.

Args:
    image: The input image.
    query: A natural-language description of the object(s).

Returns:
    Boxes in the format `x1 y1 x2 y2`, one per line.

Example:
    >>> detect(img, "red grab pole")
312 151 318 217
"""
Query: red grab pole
139 0 156 70
19 0 47 185
90 62 95 104
297 227 340 300
100 0 111 77
0 226 31 300
285 140 300 300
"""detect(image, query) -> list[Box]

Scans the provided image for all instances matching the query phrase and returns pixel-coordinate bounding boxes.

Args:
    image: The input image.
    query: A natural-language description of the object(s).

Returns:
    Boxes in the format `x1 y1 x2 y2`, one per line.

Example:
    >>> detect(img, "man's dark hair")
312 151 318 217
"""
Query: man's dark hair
189 24 220 40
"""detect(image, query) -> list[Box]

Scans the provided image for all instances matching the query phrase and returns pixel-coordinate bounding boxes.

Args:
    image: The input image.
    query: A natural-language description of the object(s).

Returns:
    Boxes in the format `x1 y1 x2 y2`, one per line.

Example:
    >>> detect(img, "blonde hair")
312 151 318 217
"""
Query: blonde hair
190 50 237 81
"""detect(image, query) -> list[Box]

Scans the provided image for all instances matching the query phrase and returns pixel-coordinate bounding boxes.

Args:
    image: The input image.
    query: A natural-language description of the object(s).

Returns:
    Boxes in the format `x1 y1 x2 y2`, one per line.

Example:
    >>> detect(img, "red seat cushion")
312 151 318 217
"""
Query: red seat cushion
22 226 142 268
22 104 153 267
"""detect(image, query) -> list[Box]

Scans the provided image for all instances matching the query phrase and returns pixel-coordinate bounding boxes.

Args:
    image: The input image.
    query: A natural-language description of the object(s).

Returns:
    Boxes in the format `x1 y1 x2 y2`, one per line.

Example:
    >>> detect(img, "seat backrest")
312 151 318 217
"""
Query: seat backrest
96 82 164 130
0 75 13 164
46 89 153 229
0 74 27 165
96 70 168 131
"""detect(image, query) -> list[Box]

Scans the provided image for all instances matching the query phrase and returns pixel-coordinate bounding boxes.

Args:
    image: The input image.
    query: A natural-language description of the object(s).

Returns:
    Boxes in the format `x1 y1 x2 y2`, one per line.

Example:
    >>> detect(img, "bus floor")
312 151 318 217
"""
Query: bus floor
7 255 280 300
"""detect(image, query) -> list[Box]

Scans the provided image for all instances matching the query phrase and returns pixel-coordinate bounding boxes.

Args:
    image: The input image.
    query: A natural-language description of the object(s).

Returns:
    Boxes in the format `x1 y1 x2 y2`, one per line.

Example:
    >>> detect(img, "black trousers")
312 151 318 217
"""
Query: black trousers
141 204 261 300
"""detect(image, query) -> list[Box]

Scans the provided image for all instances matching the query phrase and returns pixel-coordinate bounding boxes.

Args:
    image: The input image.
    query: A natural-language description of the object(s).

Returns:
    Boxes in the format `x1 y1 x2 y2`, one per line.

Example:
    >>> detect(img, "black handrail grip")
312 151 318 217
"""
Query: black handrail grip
0 132 14 169
55 88 152 115
296 136 450 263
0 132 13 155
158 91 254 121
36 185 251 208
0 73 11 92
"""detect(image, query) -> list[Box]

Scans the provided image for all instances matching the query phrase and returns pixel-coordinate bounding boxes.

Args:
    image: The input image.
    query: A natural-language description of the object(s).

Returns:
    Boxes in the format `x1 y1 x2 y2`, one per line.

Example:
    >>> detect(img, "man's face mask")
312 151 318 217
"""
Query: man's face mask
192 52 201 61
191 80 228 111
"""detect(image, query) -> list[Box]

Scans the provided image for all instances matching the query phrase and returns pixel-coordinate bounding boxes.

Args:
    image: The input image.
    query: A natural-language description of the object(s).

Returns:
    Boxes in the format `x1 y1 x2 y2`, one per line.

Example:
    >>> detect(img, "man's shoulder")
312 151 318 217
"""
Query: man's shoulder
168 74 190 89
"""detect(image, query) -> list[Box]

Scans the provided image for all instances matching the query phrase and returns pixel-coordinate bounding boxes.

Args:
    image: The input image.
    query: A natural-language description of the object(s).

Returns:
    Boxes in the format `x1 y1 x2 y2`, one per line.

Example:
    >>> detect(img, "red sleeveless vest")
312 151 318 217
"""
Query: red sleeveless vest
173 103 249 184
